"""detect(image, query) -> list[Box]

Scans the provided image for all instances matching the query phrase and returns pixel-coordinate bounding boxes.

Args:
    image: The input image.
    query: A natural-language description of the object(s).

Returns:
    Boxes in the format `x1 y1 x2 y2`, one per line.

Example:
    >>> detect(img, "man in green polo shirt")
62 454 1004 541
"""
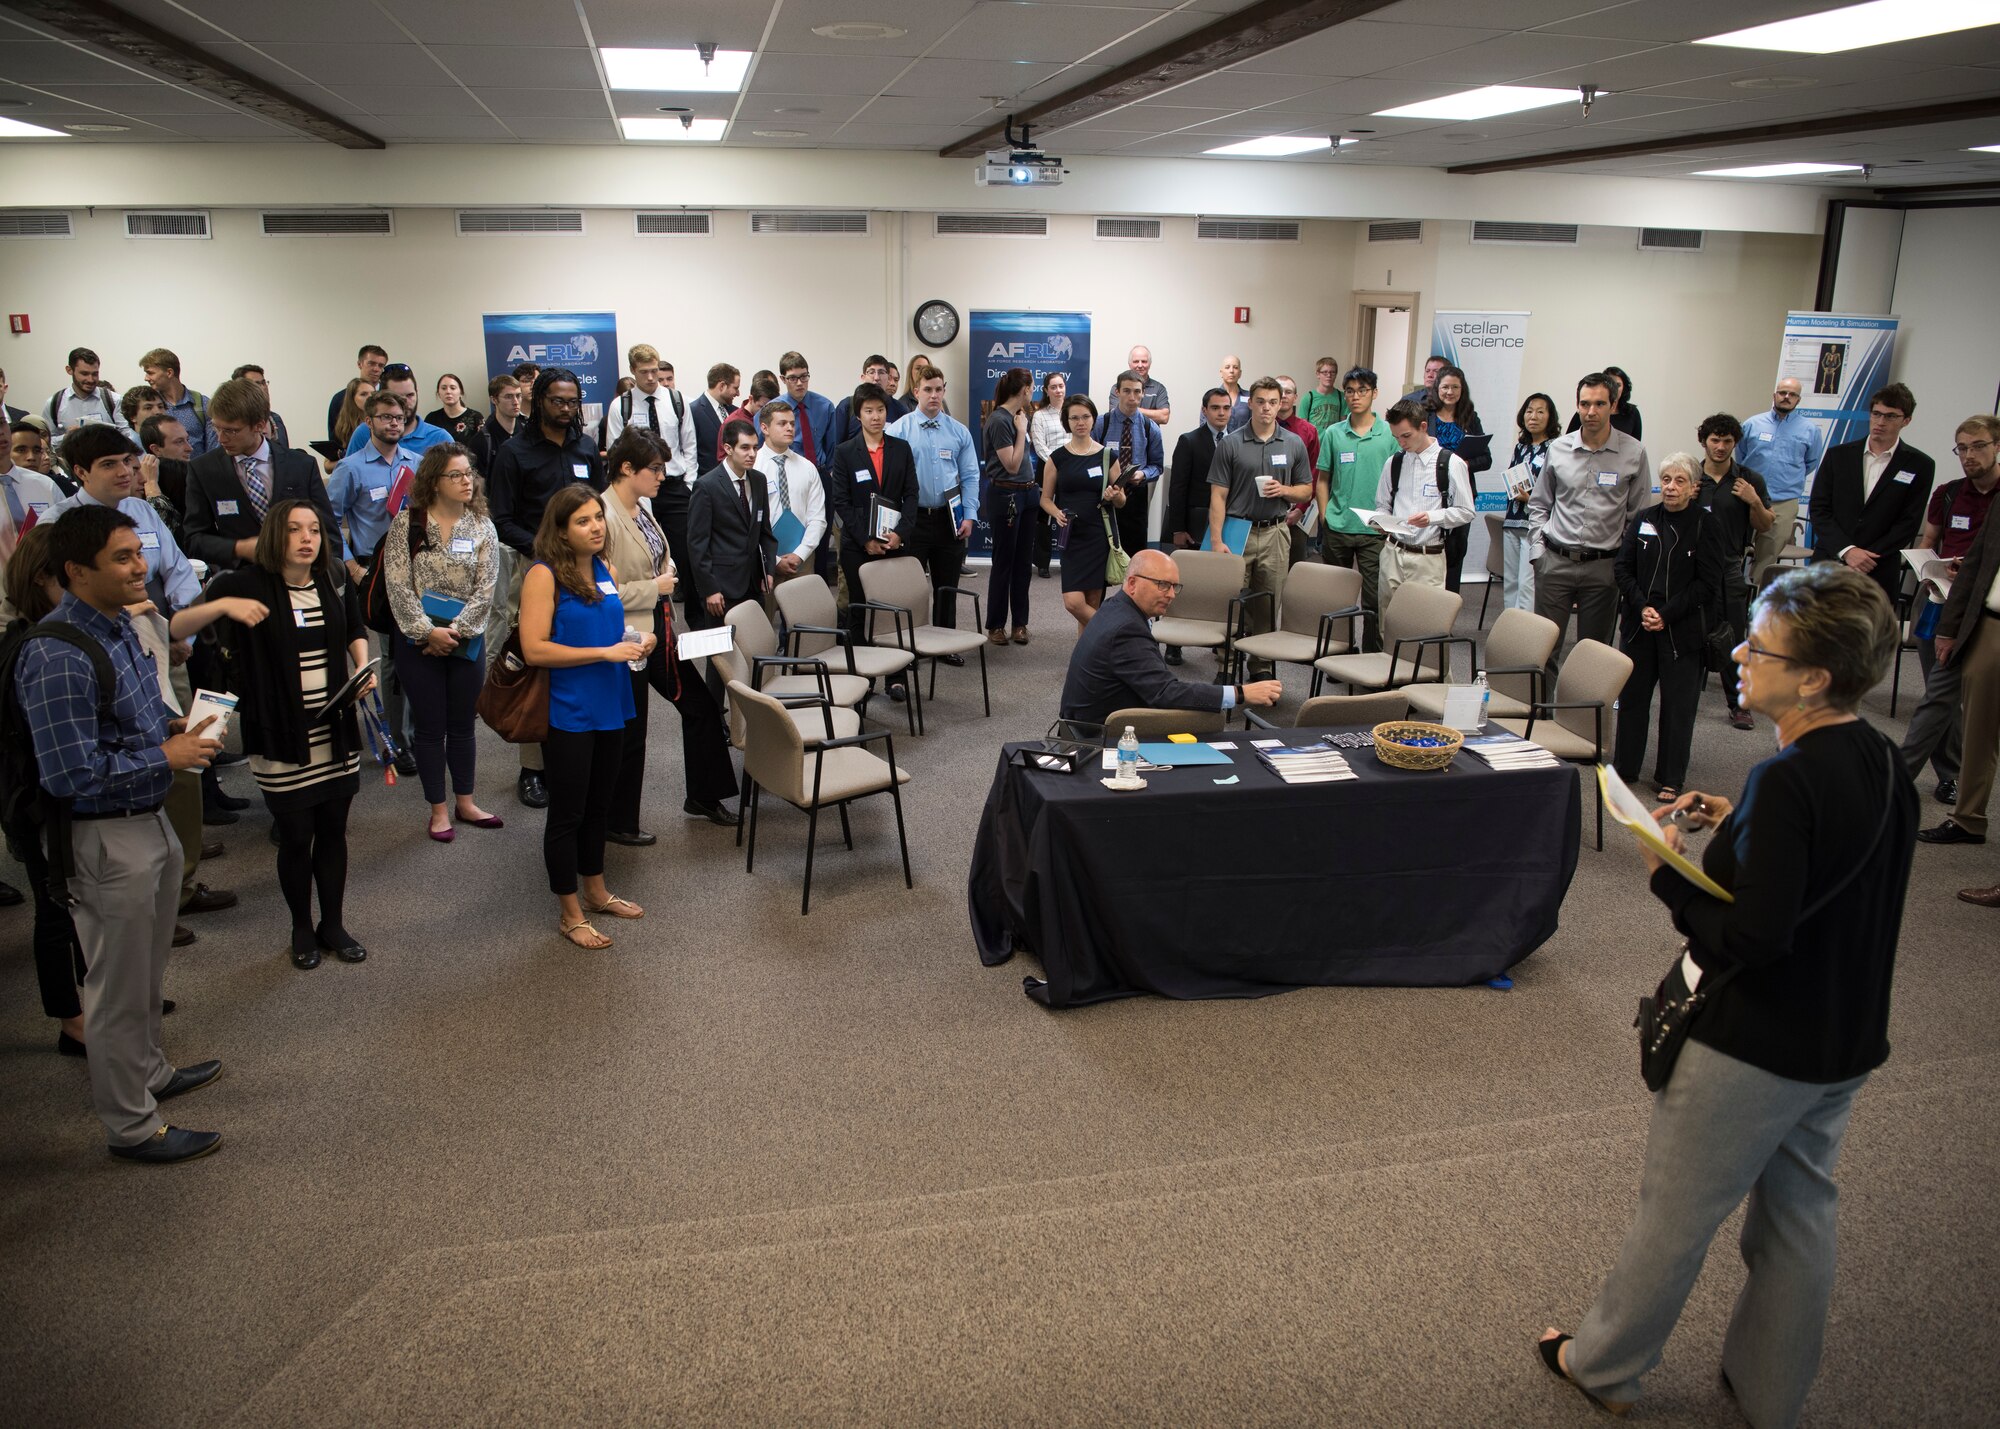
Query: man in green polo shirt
1315 365 1398 652
1296 356 1348 432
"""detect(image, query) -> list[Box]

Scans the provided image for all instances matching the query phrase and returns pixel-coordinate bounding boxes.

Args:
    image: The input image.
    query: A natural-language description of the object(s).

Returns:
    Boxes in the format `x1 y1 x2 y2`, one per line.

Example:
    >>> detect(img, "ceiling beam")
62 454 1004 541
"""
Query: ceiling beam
1872 178 2000 198
1445 94 2000 177
938 0 1401 160
1 0 384 149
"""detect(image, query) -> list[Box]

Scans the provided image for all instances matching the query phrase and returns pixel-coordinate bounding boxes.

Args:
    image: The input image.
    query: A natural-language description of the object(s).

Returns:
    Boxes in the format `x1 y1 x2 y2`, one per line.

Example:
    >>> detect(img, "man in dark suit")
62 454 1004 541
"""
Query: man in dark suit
1808 382 1935 602
829 382 917 649
181 376 334 571
691 363 740 471
1920 474 2000 853
1060 548 1281 724
688 418 776 703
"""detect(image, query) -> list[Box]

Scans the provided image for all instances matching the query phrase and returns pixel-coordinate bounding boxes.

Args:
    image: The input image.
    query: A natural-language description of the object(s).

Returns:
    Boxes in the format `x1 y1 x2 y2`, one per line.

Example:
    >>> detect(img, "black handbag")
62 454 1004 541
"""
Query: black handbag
1635 740 1898 1092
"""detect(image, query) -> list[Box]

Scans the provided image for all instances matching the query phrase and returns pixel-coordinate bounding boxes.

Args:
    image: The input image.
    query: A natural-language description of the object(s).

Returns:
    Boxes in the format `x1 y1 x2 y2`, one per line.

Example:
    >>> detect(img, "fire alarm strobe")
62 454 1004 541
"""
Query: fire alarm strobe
1233 307 1250 324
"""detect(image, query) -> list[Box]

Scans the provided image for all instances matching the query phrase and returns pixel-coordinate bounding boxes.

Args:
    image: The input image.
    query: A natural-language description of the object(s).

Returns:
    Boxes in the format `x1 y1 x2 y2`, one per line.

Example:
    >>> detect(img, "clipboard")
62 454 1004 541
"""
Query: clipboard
1597 764 1734 902
312 656 384 725
1452 433 1493 471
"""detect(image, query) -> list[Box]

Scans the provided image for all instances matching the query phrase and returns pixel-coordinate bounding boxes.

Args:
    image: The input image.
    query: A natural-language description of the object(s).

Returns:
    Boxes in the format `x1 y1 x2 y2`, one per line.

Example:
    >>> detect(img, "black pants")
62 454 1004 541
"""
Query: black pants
1034 506 1054 571
541 725 623 896
903 507 966 627
270 795 353 937
1614 631 1704 789
611 608 739 831
1442 522 1469 593
1115 482 1151 558
985 487 1037 633
841 541 886 644
649 482 693 607
1718 570 1751 711
392 637 482 805
5 817 82 1019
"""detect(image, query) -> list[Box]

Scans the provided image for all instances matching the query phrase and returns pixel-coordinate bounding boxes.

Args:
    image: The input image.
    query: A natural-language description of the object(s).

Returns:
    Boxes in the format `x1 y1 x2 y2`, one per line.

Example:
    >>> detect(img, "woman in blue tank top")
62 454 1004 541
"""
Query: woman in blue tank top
518 483 651 948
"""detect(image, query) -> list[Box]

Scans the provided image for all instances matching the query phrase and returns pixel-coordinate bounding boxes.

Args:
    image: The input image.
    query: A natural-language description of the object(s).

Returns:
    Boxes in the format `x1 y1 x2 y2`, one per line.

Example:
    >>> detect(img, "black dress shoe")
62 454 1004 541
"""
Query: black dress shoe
683 797 741 827
1164 647 1184 666
518 770 548 809
606 828 657 847
317 924 367 963
887 683 907 703
1937 779 1958 805
937 653 965 667
393 750 418 778
212 748 247 766
109 1126 221 1164
201 805 239 827
212 788 250 811
0 879 22 907
1036 565 1051 578
162 999 175 1015
200 838 225 860
58 1030 86 1057
173 923 197 948
179 882 238 915
290 931 321 970
1917 819 1986 845
155 1059 222 1101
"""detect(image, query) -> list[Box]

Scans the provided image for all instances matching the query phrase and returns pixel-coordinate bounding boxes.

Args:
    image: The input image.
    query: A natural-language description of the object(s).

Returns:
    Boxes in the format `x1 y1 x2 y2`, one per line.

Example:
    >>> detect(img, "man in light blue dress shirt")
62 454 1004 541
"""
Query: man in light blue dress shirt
47 425 201 615
329 392 419 761
342 364 451 459
887 369 977 629
1095 371 1165 555
1740 376 1829 582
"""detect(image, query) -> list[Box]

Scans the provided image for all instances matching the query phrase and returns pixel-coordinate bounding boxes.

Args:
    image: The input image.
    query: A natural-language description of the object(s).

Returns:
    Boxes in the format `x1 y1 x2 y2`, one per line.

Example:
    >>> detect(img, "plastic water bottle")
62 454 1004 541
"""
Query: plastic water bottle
622 626 648 672
1474 671 1491 727
1117 725 1140 785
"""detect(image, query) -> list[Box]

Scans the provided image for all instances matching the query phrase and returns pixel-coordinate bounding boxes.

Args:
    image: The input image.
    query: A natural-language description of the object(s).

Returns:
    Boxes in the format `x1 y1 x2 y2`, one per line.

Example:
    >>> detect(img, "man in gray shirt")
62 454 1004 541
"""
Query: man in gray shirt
1207 376 1313 680
1529 372 1654 676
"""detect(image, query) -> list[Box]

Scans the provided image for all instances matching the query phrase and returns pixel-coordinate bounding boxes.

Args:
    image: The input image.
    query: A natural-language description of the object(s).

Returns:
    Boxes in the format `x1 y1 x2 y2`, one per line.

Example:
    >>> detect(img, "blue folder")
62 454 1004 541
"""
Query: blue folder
772 507 807 553
421 590 483 663
1135 741 1233 766
1201 517 1250 555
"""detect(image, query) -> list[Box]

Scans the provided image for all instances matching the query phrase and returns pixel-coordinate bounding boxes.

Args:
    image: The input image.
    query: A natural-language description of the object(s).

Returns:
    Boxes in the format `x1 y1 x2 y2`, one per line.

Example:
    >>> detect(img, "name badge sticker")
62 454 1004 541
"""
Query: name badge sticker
1271 453 1288 467
1638 521 1658 537
597 579 618 595
1338 451 1356 464
1760 432 1775 441
854 469 872 483
1952 514 1972 530
572 463 589 482
27 501 48 516
1596 470 1619 488
1893 470 1915 485
1087 466 1103 478
368 486 388 501
138 531 161 550
293 608 308 628
1421 483 1439 499
217 499 239 516
449 536 476 554
937 448 955 462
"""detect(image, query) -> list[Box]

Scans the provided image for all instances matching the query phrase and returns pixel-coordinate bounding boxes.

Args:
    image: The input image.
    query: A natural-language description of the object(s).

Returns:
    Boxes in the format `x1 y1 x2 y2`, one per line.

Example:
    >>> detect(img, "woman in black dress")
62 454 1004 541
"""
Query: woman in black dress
424 373 483 447
1037 393 1125 635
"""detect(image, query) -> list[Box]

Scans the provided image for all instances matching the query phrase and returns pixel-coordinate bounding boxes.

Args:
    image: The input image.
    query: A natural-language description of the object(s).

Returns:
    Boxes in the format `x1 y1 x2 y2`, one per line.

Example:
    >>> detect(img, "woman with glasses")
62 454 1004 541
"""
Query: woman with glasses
1038 394 1125 636
1504 393 1560 613
382 442 502 841
1541 563 1915 1427
1425 364 1488 591
425 374 483 449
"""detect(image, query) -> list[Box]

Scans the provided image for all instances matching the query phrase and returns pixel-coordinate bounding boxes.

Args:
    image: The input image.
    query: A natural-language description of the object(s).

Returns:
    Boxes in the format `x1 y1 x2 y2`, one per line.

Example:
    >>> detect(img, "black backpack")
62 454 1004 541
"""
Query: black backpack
362 509 430 635
1387 448 1465 510
0 621 116 901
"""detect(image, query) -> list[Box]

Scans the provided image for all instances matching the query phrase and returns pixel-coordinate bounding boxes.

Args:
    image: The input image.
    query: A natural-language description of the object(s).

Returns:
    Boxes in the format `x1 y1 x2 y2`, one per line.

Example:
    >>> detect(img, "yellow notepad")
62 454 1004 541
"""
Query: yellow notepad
1596 765 1735 902
1167 733 1197 744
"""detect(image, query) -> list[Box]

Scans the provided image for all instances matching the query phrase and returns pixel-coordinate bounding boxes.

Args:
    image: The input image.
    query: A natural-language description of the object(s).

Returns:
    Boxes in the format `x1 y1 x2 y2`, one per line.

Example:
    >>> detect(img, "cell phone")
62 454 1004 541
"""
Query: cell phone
1670 795 1708 826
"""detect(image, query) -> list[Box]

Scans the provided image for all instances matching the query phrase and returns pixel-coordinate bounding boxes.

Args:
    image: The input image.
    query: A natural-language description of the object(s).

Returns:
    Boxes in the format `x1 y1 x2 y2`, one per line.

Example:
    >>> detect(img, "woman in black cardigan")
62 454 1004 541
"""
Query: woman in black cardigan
209 499 375 970
1612 453 1727 801
1540 563 1917 1426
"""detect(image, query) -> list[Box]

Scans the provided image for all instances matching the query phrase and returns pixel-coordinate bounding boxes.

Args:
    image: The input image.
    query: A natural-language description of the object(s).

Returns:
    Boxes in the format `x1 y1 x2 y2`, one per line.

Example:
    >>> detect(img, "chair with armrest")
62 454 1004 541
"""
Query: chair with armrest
772 575 917 733
1150 549 1246 678
1103 706 1227 741
1403 608 1560 723
709 627 860 843
1311 582 1467 696
1292 691 1410 727
1477 512 1506 625
1230 561 1363 686
1491 636 1633 850
854 556 989 734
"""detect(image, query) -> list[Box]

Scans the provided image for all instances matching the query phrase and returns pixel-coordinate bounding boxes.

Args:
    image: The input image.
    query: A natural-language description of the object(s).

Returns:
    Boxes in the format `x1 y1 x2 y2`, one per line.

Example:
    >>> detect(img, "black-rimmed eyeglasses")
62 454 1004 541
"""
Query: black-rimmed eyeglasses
1740 642 1803 665
1134 574 1181 594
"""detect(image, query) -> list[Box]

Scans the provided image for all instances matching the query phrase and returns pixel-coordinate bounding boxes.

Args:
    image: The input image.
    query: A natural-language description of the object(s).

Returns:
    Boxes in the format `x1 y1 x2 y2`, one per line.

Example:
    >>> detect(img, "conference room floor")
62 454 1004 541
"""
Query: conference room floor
3 571 1994 1428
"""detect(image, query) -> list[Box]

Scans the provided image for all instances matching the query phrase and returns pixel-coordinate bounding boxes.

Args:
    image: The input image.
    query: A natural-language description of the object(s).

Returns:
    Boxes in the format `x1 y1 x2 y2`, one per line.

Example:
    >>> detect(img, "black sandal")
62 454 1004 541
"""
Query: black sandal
1538 1332 1631 1417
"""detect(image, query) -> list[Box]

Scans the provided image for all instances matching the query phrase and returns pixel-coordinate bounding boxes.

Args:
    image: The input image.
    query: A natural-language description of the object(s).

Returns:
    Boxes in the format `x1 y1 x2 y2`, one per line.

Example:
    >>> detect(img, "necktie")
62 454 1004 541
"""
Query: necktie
645 394 659 434
796 404 815 463
239 455 269 519
1119 416 1134 476
736 476 752 521
0 473 24 528
773 456 793 515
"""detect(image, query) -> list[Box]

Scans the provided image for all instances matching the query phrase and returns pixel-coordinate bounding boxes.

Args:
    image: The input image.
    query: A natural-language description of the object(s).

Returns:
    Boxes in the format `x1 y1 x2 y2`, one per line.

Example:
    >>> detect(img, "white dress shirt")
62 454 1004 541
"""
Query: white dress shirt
604 383 697 481
1375 441 1473 548
1860 441 1898 504
753 444 827 560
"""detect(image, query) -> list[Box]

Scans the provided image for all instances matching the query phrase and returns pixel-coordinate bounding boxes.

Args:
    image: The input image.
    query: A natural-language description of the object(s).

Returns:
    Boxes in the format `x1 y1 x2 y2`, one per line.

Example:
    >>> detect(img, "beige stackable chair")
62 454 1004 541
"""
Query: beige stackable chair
1150 549 1246 678
730 679 912 916
709 634 861 823
1777 515 1812 568
1103 707 1227 741
1312 582 1466 696
1230 562 1363 685
1476 512 1506 625
1403 608 1560 723
1292 691 1410 727
725 600 872 710
855 556 989 734
1492 636 1633 850
772 575 918 734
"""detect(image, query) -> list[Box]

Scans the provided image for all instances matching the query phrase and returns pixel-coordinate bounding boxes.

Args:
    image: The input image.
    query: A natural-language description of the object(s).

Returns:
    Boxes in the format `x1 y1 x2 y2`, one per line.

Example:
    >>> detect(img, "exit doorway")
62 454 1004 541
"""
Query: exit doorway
1351 291 1418 390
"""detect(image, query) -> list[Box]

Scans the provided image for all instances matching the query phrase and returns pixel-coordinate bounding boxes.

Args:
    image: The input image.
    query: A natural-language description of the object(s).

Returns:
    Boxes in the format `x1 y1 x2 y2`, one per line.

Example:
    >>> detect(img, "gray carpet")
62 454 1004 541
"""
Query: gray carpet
3 567 1996 1428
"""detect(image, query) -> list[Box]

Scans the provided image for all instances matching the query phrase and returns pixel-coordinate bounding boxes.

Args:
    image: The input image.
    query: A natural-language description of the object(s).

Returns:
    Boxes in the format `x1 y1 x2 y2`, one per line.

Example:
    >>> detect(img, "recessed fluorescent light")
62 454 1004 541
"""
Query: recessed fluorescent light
1695 0 2000 54
1374 86 1577 121
0 116 69 139
1205 135 1333 156
1695 161 1864 177
620 117 727 142
601 47 752 92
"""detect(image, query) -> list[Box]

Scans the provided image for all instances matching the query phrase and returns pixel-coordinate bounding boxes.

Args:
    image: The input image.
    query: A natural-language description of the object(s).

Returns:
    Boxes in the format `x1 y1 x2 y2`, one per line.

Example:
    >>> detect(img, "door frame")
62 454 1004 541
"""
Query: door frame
1350 289 1420 390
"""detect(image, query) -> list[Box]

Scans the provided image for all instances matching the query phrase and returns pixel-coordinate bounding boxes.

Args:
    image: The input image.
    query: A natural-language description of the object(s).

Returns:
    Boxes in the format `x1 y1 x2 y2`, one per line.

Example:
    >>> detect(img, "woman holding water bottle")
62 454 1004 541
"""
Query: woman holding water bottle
519 483 652 949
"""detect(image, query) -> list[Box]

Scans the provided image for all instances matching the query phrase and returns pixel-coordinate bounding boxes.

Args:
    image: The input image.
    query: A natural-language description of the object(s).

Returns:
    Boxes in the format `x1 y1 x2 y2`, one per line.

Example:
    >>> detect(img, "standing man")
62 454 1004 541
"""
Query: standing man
327 344 387 444
1373 402 1474 606
604 344 697 593
477 374 526 471
828 355 903 449
687 419 776 700
487 368 603 808
1161 388 1234 663
771 353 837 580
182 378 335 572
1920 475 2000 850
830 382 915 655
1809 382 1936 606
1530 372 1654 676
1096 370 1165 558
138 349 210 458
1316 367 1399 652
1401 354 1447 407
751 400 826 585
1693 413 1775 731
45 348 131 435
1206 377 1312 680
888 370 979 633
1296 357 1348 432
17 504 225 1162
0 365 26 424
1901 415 1999 806
342 363 451 459
1740 377 1826 583
327 391 420 770
692 363 740 469
1113 345 1170 427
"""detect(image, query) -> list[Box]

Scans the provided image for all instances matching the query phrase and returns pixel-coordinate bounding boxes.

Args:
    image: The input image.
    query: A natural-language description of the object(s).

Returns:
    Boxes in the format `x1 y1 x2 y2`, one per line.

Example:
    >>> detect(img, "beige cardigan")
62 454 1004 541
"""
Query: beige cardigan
601 489 671 637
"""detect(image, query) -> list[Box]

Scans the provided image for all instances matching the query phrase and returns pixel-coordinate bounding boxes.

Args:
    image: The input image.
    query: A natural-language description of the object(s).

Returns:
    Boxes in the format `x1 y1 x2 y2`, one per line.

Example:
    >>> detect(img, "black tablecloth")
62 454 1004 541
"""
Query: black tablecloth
968 731 1580 1007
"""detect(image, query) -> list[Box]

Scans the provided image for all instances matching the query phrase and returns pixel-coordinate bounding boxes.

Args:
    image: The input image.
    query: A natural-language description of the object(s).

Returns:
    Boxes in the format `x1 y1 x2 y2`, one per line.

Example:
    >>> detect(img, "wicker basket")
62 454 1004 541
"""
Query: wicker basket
1371 720 1463 772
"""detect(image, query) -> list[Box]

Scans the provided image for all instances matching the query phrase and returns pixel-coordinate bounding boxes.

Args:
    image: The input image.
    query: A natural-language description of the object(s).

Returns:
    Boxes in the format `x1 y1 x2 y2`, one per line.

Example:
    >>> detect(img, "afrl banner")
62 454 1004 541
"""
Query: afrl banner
1777 311 1899 450
965 310 1091 555
1431 310 1530 581
482 311 621 428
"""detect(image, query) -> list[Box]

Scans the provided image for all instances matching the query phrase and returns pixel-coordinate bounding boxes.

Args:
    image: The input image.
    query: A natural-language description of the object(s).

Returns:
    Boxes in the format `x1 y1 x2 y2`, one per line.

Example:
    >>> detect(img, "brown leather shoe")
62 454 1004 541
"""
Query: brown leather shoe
1958 884 2000 907
987 629 1008 646
1012 627 1030 645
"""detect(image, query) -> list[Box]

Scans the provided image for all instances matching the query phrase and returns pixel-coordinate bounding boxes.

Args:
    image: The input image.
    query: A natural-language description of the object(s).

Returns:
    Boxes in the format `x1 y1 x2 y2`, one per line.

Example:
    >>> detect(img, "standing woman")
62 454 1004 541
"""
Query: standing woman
1038 394 1125 636
518 483 651 950
599 429 738 843
1426 364 1488 591
1612 453 1726 803
1029 371 1068 579
1504 392 1560 613
1540 563 1915 1427
981 367 1037 647
383 442 502 841
208 499 373 970
330 378 374 471
424 374 483 449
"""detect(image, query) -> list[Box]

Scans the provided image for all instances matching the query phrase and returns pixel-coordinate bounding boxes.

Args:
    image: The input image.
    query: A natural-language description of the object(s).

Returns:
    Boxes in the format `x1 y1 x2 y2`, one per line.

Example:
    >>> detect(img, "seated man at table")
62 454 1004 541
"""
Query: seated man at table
1060 548 1282 725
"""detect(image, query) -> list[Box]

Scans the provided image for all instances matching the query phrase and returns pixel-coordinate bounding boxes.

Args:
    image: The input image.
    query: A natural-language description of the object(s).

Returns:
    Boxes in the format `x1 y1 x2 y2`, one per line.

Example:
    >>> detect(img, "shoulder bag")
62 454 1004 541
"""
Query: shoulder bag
476 626 549 744
1636 738 1899 1091
1100 460 1130 586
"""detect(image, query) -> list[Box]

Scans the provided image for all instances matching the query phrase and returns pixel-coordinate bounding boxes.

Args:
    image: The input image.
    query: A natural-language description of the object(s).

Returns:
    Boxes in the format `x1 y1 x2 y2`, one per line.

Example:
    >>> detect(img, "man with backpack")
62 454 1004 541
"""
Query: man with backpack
9 504 226 1163
1375 401 1475 607
603 344 696 596
139 347 211 458
44 347 132 436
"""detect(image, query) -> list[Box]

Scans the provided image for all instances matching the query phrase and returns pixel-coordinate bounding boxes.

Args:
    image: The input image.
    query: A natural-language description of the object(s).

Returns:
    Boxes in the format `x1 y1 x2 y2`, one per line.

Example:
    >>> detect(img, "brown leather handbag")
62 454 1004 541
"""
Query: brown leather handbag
476 627 549 744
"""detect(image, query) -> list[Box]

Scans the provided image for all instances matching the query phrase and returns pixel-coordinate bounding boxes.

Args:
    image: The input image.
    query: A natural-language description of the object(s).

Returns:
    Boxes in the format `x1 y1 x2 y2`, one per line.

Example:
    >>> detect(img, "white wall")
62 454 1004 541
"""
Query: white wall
1829 207 1903 317
1891 206 2000 431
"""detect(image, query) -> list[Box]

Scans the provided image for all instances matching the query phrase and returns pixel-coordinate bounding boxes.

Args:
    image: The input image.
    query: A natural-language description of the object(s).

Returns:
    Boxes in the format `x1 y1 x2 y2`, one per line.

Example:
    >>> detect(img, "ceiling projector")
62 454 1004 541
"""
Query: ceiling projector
976 149 1065 186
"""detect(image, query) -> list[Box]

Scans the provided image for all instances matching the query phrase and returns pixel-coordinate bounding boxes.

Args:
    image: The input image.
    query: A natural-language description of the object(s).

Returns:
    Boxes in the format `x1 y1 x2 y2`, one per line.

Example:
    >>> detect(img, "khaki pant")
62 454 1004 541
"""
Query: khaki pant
1239 522 1289 678
1379 541 1445 608
1751 498 1800 587
1949 612 2000 836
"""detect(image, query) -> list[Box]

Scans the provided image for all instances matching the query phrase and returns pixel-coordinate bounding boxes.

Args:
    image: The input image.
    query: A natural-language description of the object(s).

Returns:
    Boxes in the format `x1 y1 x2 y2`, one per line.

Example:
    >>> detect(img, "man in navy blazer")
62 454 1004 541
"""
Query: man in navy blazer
1060 549 1281 724
181 377 335 570
829 382 918 644
1808 382 1935 601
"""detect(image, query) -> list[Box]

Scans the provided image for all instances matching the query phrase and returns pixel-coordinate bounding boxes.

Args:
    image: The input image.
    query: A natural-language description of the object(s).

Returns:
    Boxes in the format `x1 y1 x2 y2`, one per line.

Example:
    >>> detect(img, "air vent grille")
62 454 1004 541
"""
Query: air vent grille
750 210 869 235
1196 217 1300 242
636 211 712 236
261 210 393 236
1095 217 1162 240
456 210 584 235
125 210 209 239
935 213 1047 237
1471 220 1578 245
1639 226 1704 252
1367 219 1422 243
0 211 71 238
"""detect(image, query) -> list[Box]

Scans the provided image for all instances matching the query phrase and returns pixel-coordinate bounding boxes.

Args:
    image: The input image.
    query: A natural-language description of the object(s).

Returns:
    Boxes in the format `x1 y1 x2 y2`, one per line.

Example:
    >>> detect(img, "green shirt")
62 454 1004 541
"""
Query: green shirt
1296 388 1348 432
1316 417 1399 535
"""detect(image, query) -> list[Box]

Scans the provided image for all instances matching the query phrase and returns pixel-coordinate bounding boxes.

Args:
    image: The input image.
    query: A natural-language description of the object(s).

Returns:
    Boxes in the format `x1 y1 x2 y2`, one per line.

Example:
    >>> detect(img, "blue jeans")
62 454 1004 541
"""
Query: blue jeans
984 485 1038 633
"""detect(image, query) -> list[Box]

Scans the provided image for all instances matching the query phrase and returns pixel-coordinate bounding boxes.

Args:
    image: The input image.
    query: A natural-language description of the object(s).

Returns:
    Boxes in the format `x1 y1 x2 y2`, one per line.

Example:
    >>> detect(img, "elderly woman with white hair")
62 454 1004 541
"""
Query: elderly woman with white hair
1610 451 1727 802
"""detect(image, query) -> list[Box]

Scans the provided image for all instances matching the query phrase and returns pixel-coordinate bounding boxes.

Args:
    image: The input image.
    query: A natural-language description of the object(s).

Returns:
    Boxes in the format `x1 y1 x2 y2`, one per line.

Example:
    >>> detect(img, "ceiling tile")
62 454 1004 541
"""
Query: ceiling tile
143 107 299 138
317 83 488 118
1371 32 1654 86
471 88 617 120
745 53 915 96
429 46 602 90
1228 19 1508 77
1148 69 1335 108
928 4 1169 65
240 42 452 88
385 115 517 142
1544 0 1838 44
386 0 588 48
32 83 243 117
1505 46 1763 93
1372 0 1611 23
758 0 981 61
0 42 148 85
505 116 623 142
159 0 375 46
848 94 992 127
883 58 1098 102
